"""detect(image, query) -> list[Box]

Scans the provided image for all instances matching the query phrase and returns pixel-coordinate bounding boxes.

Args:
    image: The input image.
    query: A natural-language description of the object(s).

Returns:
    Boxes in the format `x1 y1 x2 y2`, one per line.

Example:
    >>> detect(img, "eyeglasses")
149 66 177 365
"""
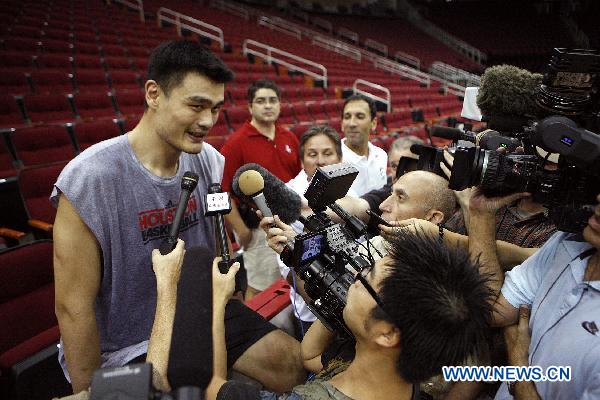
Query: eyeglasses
354 264 386 310
253 97 280 105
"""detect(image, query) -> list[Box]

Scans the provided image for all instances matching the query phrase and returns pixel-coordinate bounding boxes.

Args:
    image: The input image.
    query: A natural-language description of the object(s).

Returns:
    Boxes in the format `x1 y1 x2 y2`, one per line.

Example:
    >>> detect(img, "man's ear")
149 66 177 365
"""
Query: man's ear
374 322 401 348
425 209 444 225
145 80 160 110
371 116 378 132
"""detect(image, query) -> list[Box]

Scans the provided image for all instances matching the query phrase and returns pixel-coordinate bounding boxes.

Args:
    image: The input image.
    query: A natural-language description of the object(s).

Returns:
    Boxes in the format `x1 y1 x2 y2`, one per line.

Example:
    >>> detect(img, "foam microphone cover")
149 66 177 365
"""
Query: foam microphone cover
232 163 302 224
167 245 214 389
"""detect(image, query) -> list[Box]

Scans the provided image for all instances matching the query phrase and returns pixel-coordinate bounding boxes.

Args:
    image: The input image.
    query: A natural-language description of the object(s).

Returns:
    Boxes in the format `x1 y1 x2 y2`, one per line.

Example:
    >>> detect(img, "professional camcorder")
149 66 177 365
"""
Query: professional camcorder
89 363 203 400
422 49 600 232
281 163 375 338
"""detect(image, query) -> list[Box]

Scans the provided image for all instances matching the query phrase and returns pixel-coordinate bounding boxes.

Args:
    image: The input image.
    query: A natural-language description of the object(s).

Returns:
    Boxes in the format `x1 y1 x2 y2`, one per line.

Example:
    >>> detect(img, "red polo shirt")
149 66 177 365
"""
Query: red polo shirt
220 121 301 193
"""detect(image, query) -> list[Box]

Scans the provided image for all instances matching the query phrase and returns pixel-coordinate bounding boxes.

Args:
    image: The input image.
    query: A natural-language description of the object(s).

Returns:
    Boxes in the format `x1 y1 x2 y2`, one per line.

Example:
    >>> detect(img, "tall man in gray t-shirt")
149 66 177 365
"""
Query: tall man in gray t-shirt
52 41 304 394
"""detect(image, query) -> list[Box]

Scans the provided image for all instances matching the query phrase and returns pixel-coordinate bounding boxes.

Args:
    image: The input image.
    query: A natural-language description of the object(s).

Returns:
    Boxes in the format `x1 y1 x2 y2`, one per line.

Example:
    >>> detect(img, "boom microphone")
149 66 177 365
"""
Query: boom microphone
232 163 302 224
159 171 199 255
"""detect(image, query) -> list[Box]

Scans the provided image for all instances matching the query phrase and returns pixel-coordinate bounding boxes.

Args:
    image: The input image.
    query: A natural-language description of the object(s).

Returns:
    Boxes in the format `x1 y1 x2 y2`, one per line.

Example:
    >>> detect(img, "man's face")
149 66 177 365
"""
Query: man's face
151 72 225 154
249 88 280 124
341 100 376 148
387 148 418 177
583 193 600 249
302 134 341 179
379 171 433 222
344 256 389 339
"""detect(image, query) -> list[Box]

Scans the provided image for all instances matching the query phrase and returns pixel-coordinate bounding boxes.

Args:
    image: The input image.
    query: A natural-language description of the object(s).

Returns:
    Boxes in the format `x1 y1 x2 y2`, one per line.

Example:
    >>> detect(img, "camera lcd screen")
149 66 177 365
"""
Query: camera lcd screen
300 234 324 263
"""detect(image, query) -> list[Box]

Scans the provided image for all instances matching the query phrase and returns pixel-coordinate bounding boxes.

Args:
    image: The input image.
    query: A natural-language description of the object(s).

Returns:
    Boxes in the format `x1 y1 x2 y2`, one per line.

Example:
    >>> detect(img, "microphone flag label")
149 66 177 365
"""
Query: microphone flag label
138 195 200 244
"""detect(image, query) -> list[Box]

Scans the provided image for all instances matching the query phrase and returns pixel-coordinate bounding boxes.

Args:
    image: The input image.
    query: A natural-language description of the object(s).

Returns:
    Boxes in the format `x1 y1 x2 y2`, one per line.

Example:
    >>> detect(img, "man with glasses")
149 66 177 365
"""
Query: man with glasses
220 80 302 298
202 230 493 400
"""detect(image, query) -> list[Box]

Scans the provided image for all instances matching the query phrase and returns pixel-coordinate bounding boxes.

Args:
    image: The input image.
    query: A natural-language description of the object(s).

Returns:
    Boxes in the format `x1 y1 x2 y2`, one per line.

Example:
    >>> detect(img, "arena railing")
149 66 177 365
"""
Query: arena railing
242 39 328 88
209 0 249 21
365 39 388 58
337 27 359 45
353 79 391 113
257 16 302 40
312 35 362 62
373 57 431 88
157 8 225 50
429 62 480 87
110 0 145 22
313 17 333 34
394 50 420 70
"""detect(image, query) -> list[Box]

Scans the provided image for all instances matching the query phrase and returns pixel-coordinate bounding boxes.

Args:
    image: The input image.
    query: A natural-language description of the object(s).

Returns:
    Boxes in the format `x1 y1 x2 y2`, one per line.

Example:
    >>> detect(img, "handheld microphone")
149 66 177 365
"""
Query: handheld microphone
159 171 199 255
232 163 302 224
238 170 273 218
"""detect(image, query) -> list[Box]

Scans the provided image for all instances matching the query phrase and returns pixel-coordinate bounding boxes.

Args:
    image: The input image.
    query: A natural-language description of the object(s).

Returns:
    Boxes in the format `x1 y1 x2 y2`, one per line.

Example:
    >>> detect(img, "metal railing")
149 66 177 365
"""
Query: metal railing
373 57 431 87
157 8 225 50
429 62 480 87
365 38 388 57
338 27 359 45
312 35 361 62
353 79 391 113
243 39 328 88
111 0 144 22
209 0 249 20
312 17 332 34
394 50 420 70
257 16 302 40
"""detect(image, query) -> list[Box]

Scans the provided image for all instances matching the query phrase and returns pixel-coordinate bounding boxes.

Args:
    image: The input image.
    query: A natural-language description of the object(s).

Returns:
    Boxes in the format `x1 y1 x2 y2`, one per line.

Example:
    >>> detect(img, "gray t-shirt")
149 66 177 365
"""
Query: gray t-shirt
51 134 224 379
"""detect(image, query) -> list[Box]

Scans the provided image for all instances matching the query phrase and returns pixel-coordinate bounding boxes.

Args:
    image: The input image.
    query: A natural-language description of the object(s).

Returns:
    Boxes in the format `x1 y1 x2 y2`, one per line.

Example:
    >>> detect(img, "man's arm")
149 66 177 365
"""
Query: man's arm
468 189 524 327
206 259 240 400
300 320 336 373
146 240 186 391
53 195 102 393
224 201 252 249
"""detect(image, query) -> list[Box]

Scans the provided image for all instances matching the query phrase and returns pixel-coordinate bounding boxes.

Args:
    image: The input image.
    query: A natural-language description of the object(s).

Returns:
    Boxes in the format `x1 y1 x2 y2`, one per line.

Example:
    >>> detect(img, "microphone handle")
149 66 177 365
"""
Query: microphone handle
159 189 192 255
214 213 230 263
252 192 273 217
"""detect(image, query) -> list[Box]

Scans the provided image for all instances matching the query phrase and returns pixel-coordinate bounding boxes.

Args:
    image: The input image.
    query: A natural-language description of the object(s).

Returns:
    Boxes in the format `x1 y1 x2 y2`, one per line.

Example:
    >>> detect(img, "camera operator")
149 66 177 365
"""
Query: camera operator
207 229 493 400
468 188 600 399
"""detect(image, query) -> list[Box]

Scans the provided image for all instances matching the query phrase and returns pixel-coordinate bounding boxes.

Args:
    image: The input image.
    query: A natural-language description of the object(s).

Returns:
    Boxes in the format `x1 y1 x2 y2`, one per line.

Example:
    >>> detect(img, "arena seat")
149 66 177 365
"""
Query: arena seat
22 94 75 124
113 90 145 117
246 279 292 321
0 240 67 400
11 125 76 167
18 161 68 234
72 92 117 119
73 119 121 151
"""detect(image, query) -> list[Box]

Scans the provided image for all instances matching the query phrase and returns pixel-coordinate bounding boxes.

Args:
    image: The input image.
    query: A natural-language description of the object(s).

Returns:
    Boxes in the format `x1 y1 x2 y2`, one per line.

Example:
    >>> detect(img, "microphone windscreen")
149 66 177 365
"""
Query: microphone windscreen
168 245 214 389
476 65 543 119
232 163 302 224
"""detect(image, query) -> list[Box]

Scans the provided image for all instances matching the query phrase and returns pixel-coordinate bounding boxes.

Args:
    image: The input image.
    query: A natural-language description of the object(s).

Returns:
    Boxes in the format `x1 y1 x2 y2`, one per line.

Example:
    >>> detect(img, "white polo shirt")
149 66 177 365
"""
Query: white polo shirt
341 138 388 197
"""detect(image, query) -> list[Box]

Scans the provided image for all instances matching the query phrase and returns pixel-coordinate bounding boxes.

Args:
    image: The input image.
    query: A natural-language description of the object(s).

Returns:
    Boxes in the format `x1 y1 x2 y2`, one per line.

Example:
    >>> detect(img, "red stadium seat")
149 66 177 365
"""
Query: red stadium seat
73 70 110 93
35 54 73 72
11 125 76 167
73 119 121 151
72 92 117 119
109 71 141 91
246 279 292 320
0 71 31 95
225 106 249 129
0 240 64 398
0 137 17 178
22 94 75 124
29 71 74 94
18 161 68 232
0 95 26 127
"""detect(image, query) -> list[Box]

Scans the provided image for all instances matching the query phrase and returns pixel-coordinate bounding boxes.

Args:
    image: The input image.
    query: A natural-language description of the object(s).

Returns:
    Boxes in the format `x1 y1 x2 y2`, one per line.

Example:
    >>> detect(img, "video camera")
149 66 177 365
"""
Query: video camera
89 363 203 400
280 163 375 338
420 49 600 232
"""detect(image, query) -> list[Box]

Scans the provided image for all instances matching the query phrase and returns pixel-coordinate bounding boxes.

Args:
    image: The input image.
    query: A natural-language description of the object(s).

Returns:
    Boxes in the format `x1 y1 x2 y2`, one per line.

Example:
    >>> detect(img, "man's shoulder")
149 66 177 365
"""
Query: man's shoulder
64 135 128 177
277 125 299 142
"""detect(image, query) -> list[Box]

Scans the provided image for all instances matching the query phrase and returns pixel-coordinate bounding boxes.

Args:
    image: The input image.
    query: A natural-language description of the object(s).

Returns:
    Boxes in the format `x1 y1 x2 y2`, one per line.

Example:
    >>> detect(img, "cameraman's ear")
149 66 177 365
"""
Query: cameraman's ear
374 324 401 348
425 210 444 225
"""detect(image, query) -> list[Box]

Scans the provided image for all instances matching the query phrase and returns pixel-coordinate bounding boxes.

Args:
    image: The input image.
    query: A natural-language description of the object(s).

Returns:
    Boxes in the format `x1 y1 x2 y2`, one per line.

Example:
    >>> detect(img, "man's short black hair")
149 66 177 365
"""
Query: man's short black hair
247 79 281 104
299 125 342 159
342 94 377 120
147 40 234 100
376 230 493 383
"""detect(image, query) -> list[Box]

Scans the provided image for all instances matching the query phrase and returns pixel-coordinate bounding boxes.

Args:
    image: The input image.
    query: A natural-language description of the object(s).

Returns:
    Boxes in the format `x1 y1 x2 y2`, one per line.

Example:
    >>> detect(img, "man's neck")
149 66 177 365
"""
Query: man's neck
128 116 180 177
345 139 369 157
329 345 412 400
250 119 276 140
584 252 600 281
